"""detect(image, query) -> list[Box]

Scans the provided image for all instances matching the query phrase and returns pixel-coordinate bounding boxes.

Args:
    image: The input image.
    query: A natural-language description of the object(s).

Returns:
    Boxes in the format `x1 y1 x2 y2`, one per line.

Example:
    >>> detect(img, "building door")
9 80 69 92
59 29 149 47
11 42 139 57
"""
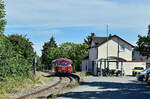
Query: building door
92 61 95 74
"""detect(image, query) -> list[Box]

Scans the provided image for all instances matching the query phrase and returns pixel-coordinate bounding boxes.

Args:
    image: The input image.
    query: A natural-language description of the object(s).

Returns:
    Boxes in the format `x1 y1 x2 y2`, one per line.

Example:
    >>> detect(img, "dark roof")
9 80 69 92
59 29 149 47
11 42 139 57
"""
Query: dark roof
92 35 135 48
93 37 107 45
82 54 89 60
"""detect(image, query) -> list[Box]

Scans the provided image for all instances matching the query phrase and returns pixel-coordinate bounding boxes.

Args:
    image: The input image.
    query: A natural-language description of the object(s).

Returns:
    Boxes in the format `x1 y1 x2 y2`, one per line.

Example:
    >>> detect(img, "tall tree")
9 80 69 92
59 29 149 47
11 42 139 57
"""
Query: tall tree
0 0 6 33
84 32 95 47
136 25 150 59
148 25 150 39
41 36 59 68
0 0 13 80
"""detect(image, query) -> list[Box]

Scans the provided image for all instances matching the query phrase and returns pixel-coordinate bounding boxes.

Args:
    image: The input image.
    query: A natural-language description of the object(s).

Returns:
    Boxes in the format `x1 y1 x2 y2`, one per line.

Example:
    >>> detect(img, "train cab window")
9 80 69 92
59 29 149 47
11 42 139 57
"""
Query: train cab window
56 61 71 66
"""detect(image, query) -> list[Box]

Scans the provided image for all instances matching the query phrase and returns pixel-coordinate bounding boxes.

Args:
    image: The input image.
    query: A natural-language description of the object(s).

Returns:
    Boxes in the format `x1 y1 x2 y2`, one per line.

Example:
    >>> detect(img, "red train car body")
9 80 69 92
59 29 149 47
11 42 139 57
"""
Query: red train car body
53 58 72 74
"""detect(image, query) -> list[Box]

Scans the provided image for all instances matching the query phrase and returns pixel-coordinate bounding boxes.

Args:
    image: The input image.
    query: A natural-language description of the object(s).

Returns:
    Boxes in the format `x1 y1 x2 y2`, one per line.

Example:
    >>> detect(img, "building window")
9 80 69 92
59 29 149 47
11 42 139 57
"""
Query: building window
120 44 125 51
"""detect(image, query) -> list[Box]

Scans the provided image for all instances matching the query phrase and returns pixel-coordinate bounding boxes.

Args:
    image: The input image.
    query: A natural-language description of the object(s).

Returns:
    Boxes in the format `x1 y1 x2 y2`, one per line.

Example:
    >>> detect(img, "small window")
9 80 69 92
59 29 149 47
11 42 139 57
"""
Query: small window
120 44 125 51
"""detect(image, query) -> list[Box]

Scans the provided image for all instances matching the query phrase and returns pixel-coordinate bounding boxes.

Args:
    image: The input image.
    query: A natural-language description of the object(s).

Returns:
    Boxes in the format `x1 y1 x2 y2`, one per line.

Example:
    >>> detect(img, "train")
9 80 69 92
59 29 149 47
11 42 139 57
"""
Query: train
52 58 73 74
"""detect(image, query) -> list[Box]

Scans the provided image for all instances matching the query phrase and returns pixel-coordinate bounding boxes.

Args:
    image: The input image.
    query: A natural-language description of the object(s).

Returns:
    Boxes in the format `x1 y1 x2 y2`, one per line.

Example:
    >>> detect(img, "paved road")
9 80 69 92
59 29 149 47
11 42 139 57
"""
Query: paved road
58 76 150 99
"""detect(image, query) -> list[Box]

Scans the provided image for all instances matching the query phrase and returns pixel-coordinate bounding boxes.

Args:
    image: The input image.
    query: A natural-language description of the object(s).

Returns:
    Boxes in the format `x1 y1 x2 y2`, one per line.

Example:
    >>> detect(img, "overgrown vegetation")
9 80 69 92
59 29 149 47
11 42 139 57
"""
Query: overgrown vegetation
0 34 36 94
0 0 36 94
0 72 53 98
0 34 36 81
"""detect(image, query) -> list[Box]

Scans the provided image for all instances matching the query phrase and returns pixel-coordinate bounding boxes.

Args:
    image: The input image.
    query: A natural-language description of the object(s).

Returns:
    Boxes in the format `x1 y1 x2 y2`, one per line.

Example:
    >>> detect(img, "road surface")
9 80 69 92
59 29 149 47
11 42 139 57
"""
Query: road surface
58 76 150 99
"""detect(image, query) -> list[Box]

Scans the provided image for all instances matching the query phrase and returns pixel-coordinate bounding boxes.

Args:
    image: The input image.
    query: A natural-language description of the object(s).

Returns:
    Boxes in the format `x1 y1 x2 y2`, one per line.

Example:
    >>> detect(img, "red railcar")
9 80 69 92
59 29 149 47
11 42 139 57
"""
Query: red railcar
52 58 72 74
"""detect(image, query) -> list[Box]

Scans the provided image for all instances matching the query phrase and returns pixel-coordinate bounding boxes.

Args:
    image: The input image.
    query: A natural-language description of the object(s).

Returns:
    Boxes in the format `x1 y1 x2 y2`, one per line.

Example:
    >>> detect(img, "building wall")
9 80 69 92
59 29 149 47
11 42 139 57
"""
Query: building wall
82 36 138 75
89 48 97 60
89 41 97 60
96 61 146 76
81 60 88 72
98 37 133 61
82 59 93 72
133 51 144 61
123 61 146 75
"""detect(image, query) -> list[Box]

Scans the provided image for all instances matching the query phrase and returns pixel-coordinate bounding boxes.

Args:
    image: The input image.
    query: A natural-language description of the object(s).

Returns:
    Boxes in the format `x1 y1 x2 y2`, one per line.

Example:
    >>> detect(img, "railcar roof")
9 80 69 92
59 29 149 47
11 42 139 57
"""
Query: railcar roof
56 58 72 62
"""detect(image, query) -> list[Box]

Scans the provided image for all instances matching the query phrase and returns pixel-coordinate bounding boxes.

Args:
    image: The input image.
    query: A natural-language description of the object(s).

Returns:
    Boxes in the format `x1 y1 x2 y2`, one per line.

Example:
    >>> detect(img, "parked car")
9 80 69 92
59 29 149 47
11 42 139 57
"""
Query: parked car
147 74 150 85
136 68 150 81
144 69 150 81
132 67 144 76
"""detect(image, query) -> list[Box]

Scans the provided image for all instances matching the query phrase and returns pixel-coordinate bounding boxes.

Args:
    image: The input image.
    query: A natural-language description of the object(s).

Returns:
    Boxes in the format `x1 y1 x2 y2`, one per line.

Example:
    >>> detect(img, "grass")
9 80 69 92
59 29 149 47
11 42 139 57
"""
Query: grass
75 72 87 81
0 71 53 99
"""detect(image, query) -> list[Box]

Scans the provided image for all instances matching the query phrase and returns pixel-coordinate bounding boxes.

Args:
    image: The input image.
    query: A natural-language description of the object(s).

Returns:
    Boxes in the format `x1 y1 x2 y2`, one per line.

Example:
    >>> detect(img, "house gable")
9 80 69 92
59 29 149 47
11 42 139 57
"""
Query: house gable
92 35 134 48
97 36 133 61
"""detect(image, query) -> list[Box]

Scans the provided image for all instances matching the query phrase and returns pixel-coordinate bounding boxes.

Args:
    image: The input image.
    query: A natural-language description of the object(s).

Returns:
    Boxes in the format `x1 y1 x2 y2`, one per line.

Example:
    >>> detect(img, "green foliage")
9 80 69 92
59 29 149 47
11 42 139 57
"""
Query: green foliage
41 36 59 69
0 0 38 94
136 25 150 59
41 36 88 71
0 34 36 80
54 42 88 71
0 0 6 33
148 25 150 38
0 33 15 80
7 34 36 64
84 32 95 47
66 43 88 71
36 56 43 71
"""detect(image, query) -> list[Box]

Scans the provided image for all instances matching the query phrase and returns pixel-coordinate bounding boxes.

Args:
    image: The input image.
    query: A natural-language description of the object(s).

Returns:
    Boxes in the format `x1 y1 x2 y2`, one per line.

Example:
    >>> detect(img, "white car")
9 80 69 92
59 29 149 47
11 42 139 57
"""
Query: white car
144 69 150 81
136 68 150 81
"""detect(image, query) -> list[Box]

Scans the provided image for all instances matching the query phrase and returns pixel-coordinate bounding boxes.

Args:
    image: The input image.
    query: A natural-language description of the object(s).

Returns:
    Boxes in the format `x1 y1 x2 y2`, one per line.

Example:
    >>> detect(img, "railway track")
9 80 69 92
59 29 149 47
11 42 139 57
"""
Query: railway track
16 73 80 99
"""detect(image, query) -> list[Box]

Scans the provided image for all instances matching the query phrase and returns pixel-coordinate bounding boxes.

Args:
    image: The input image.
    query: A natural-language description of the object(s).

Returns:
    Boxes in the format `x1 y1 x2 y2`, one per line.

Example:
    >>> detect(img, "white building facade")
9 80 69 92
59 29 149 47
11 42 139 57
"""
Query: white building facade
82 35 146 75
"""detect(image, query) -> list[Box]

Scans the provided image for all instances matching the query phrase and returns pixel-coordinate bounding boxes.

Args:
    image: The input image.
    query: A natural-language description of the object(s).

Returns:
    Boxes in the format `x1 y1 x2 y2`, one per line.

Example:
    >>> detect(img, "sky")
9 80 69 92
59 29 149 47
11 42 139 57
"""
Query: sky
3 0 150 56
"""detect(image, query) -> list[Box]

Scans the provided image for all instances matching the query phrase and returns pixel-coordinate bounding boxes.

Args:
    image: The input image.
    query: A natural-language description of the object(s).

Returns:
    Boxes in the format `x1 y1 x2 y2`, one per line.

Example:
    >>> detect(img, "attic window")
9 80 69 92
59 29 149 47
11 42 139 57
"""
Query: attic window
120 44 125 51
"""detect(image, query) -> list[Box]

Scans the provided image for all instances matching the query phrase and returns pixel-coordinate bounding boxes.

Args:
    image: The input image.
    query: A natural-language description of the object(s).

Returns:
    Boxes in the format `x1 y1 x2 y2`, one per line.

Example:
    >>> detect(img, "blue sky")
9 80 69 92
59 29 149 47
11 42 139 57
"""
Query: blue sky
3 0 150 56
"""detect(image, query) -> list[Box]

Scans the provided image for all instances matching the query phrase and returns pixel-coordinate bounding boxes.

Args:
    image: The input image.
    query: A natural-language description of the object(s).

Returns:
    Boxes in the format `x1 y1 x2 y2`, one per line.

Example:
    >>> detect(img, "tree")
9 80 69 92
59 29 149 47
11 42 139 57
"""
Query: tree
41 36 59 69
0 0 6 33
0 0 14 80
0 1 35 80
59 42 73 58
84 32 95 47
148 25 150 38
59 42 88 71
8 34 36 64
7 34 36 77
136 25 150 59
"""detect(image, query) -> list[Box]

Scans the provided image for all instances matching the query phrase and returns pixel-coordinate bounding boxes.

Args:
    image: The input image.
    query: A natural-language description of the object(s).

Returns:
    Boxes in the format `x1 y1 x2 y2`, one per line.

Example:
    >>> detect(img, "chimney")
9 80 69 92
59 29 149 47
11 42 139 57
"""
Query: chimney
109 34 112 37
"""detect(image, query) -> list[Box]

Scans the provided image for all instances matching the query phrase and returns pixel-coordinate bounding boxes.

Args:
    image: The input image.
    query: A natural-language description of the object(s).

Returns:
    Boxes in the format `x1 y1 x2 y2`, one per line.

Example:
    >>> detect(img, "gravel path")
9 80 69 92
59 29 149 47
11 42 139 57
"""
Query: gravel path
58 76 150 99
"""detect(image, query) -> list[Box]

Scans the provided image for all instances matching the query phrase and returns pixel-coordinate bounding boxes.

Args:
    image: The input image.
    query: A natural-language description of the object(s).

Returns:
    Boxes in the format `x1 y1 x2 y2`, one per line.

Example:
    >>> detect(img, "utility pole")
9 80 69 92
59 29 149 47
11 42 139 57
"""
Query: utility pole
33 57 37 80
106 24 109 69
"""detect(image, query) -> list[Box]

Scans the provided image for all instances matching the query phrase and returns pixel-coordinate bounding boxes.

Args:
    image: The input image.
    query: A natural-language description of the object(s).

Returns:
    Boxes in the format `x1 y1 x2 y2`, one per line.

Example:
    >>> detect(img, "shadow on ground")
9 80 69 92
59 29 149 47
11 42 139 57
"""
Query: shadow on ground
58 80 150 99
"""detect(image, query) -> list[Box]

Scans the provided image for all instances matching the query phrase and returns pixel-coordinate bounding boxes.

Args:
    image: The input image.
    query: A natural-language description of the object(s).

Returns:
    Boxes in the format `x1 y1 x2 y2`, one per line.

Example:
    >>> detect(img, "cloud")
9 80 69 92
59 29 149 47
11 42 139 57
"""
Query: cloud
4 0 150 56
4 0 150 30
32 42 44 56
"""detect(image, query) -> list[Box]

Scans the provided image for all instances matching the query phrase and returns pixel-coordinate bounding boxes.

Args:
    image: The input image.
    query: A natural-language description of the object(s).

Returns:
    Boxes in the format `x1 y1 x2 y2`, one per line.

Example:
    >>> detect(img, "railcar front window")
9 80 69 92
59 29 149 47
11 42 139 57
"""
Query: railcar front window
56 61 71 66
